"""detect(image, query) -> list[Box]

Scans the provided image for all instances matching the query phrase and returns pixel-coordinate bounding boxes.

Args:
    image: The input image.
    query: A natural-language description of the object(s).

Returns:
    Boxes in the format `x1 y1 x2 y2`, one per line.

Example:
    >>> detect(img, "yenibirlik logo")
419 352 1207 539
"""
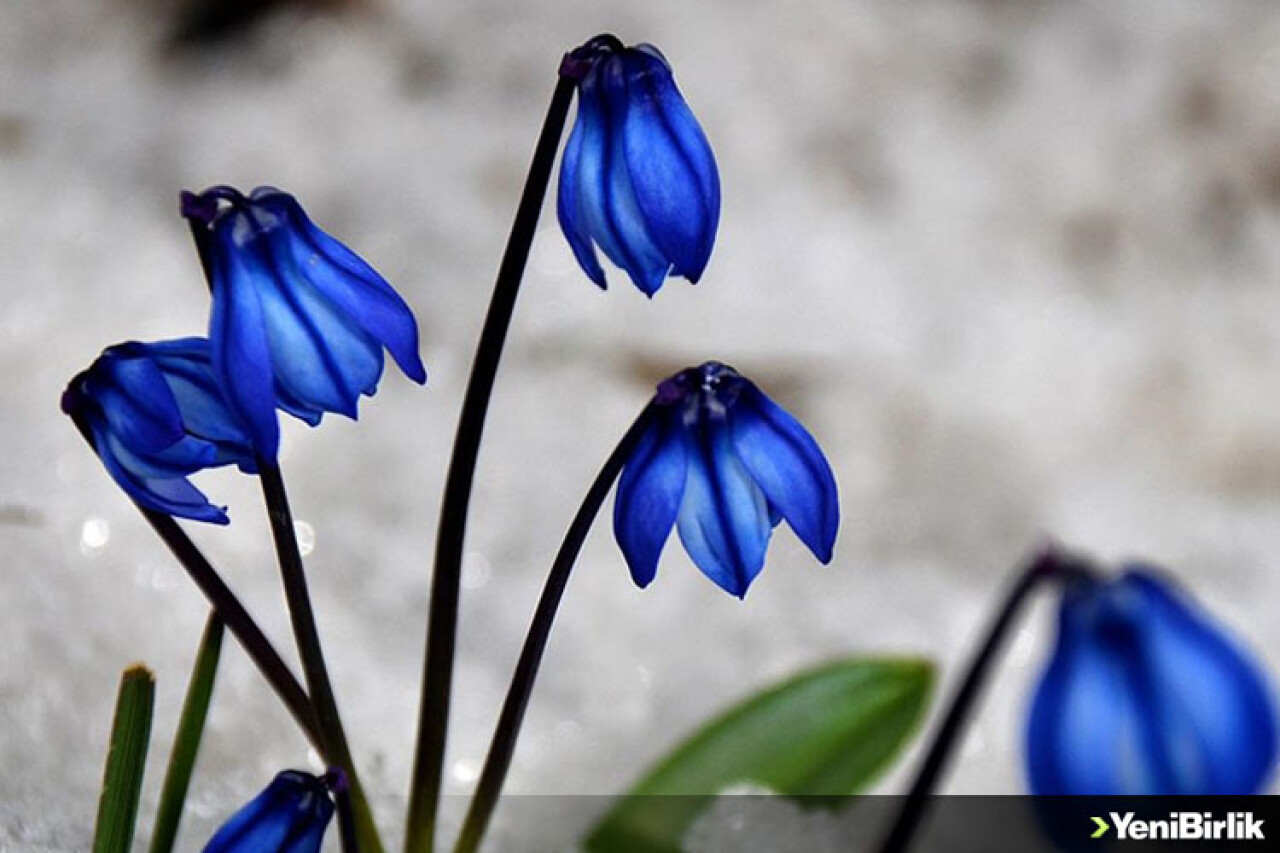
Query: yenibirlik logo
1090 812 1265 842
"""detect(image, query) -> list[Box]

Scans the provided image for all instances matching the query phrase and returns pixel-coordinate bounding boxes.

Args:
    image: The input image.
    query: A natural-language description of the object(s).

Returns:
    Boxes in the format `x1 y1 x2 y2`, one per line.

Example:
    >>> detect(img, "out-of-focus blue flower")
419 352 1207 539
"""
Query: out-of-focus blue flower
62 338 256 525
557 35 720 297
614 362 838 598
181 185 427 459
1026 567 1278 795
204 770 335 853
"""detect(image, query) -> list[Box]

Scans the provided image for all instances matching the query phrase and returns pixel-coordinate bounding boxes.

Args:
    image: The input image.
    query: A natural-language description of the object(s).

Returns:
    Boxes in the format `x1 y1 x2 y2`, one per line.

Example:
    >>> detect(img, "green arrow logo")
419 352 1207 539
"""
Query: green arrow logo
1091 816 1110 839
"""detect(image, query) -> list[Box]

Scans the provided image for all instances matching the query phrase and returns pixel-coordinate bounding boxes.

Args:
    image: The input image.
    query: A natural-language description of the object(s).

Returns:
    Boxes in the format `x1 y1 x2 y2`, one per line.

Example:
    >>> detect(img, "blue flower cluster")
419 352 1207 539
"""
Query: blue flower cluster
64 187 427 523
62 32 1280 841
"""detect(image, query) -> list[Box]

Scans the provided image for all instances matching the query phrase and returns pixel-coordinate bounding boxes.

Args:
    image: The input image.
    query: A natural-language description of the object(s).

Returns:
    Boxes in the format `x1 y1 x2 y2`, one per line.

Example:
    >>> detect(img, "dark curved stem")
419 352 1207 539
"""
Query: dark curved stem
258 461 382 853
876 543 1092 853
404 73 577 853
453 407 655 853
71 415 323 746
140 507 323 745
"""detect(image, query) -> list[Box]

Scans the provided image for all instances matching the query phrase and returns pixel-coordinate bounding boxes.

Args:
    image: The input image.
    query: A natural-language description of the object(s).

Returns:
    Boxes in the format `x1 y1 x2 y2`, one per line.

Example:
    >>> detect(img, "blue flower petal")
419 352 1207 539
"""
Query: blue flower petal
252 189 428 386
1121 570 1278 793
675 416 772 598
209 232 281 459
729 383 838 563
621 46 719 283
557 111 607 288
614 410 688 588
251 241 386 423
204 770 334 853
94 423 229 524
582 59 671 296
101 427 217 478
1027 571 1279 796
1026 590 1156 794
145 338 257 462
92 351 185 453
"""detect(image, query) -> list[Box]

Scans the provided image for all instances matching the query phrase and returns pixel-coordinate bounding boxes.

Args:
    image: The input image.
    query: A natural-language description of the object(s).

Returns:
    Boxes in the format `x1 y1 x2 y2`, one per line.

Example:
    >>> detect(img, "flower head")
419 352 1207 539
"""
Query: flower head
614 362 839 598
204 770 336 853
1026 567 1278 794
557 35 720 296
181 185 427 459
62 338 256 524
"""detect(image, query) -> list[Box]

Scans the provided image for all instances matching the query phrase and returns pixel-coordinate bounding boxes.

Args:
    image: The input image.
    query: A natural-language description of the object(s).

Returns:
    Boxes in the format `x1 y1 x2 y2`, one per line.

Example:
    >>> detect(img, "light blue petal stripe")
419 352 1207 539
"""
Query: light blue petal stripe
675 417 771 598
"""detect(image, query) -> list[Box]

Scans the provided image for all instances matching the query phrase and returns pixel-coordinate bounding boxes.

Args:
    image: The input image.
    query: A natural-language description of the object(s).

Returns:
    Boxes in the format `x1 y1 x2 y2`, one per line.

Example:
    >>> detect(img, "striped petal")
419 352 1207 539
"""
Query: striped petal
557 99 607 288
1026 571 1279 795
614 410 688 588
208 229 280 458
252 189 427 385
729 383 838 563
675 416 772 598
620 45 719 282
204 771 334 853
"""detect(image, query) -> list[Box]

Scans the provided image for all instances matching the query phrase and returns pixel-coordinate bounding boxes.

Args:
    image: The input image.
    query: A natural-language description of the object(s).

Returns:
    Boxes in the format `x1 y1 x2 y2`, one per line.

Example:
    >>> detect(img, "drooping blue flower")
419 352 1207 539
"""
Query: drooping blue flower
1026 567 1278 795
614 362 839 598
62 338 256 524
181 185 427 460
557 35 720 297
204 770 336 853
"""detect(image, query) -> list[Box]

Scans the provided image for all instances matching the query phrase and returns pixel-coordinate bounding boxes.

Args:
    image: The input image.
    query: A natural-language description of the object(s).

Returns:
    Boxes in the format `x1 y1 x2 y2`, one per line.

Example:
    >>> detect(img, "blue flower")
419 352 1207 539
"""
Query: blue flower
614 362 839 598
181 185 427 459
1026 567 1278 794
204 770 336 853
62 338 256 525
557 35 720 297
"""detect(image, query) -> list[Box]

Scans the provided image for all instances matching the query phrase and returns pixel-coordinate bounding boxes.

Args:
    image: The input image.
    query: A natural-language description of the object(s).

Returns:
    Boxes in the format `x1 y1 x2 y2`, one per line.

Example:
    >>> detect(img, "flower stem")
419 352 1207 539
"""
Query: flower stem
452 407 655 853
140 505 324 745
875 543 1092 853
404 71 577 853
257 461 383 853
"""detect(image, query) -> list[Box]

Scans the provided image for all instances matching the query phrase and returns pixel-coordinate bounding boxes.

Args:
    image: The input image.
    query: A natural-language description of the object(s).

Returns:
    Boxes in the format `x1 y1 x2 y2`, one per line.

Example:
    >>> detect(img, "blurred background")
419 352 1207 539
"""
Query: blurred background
4 0 1280 849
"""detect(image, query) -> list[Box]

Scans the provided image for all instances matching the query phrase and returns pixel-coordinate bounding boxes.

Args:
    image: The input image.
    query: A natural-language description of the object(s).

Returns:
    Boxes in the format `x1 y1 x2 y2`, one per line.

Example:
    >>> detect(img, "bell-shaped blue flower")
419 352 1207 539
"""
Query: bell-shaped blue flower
181 185 427 459
1026 567 1278 795
557 35 720 297
204 770 336 853
614 362 839 598
62 338 256 525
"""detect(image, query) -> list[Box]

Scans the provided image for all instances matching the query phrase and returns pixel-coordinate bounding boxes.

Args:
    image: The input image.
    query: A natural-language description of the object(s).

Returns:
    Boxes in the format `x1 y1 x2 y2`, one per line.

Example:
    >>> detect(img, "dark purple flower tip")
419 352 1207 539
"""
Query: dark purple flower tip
182 184 428 459
179 190 220 225
557 38 720 295
560 33 626 80
1026 567 1279 795
319 767 348 794
64 338 256 524
614 361 839 597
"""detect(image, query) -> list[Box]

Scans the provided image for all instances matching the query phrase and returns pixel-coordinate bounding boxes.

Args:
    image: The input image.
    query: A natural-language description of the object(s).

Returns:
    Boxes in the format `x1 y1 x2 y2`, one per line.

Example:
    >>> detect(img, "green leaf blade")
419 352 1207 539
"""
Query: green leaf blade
93 663 157 853
149 613 224 853
585 657 934 853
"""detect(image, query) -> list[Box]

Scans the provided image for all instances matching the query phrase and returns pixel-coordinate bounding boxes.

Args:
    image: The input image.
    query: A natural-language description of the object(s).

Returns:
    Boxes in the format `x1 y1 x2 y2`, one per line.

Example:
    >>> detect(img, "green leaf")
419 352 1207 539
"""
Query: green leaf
93 663 156 853
149 613 224 853
585 657 934 853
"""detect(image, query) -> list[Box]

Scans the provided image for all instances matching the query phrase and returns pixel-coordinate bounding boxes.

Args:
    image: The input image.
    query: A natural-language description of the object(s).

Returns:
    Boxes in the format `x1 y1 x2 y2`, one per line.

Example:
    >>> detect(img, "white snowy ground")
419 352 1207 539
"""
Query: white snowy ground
4 0 1280 850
